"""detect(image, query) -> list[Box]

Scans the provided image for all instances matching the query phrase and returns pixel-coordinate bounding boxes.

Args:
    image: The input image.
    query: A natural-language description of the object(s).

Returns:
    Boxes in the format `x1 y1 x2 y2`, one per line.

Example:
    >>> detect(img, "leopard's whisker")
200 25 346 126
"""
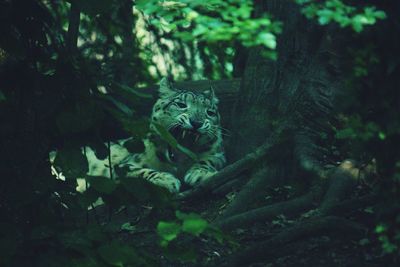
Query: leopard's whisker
207 130 219 140
212 125 231 135
167 122 180 131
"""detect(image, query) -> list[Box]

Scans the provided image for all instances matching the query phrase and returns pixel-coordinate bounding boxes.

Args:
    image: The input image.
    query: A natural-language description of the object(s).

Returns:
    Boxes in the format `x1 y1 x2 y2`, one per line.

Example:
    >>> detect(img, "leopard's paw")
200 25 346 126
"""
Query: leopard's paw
148 172 181 193
184 168 216 186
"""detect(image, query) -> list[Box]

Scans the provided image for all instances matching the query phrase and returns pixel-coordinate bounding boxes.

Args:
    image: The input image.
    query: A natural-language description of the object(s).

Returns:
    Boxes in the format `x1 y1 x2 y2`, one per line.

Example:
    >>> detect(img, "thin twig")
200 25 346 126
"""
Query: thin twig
66 3 80 53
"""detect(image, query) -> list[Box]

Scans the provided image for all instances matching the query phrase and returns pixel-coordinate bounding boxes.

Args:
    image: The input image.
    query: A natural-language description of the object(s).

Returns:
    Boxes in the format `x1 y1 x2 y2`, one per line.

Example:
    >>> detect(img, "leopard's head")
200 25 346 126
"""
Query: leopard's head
151 78 221 148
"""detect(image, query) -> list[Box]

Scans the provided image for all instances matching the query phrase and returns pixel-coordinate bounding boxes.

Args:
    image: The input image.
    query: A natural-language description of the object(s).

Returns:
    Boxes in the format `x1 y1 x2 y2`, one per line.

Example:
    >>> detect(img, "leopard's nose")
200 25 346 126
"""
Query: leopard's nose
190 119 202 130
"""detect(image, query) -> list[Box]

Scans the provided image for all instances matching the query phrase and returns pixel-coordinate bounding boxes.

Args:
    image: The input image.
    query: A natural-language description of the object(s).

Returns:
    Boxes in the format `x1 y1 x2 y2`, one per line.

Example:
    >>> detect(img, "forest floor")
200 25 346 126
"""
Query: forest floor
90 180 396 267
181 187 393 267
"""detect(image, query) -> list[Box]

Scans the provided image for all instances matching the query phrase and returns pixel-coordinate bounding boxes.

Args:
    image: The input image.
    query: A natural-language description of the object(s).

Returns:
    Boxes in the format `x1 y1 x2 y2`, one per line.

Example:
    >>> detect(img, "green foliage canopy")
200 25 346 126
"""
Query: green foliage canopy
296 0 386 32
136 0 282 50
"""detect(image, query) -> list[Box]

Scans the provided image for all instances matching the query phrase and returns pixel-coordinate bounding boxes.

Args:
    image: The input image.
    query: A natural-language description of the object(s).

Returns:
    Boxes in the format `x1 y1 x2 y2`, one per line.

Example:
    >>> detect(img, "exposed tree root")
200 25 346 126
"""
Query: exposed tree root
217 167 283 219
215 185 323 231
177 133 373 266
319 193 378 217
319 160 358 214
177 135 282 200
214 158 364 228
211 178 241 195
224 216 366 266
210 159 377 266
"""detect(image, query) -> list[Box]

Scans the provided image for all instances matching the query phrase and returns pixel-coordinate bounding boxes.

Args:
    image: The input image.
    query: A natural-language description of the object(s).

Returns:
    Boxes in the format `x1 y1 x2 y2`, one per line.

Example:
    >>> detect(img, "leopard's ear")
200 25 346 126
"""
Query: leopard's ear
159 77 177 97
204 85 219 104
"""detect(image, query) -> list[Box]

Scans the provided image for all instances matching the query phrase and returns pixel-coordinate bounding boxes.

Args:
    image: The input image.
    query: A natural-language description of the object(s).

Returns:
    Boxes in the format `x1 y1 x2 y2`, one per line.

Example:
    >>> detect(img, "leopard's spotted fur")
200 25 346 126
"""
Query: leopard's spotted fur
84 78 225 193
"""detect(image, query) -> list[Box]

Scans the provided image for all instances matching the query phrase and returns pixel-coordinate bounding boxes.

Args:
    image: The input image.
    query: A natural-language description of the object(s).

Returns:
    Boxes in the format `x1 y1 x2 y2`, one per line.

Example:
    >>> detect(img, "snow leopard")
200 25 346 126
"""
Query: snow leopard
81 78 226 193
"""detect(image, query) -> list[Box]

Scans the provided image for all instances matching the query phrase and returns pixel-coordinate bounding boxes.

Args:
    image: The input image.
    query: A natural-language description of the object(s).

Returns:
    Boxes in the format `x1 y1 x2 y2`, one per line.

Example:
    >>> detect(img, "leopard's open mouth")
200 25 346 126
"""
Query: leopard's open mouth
170 127 202 148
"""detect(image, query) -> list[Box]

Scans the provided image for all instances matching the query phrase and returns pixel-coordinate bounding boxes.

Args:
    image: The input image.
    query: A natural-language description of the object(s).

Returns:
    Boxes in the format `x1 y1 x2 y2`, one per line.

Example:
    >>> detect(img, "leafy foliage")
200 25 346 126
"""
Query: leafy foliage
136 0 282 50
376 222 400 254
328 1 399 256
296 0 386 32
156 211 230 262
135 0 282 79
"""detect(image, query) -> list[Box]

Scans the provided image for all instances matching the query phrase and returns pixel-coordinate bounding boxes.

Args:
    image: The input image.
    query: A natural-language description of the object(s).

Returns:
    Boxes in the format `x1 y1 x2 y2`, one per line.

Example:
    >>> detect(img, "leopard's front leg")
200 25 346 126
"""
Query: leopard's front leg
122 165 181 193
184 164 216 186
184 153 225 186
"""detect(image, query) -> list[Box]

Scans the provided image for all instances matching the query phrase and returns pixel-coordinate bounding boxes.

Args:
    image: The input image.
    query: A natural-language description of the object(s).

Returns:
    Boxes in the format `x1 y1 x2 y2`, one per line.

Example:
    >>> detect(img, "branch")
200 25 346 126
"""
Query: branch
67 2 80 53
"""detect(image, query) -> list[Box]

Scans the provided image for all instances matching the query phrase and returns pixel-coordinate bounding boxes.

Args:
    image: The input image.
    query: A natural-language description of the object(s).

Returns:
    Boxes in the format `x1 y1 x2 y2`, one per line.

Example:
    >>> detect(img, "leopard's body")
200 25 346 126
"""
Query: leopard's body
82 78 225 193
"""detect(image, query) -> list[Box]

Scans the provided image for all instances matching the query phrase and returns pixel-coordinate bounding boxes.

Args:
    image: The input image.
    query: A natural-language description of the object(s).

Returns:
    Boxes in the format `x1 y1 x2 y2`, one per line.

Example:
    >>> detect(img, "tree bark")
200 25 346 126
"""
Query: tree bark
218 0 339 220
229 0 335 162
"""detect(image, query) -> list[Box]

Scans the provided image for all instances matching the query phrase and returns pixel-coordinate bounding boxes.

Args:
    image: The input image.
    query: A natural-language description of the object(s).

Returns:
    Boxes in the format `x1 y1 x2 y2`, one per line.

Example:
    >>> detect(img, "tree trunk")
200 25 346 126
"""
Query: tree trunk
229 0 335 161
221 0 339 218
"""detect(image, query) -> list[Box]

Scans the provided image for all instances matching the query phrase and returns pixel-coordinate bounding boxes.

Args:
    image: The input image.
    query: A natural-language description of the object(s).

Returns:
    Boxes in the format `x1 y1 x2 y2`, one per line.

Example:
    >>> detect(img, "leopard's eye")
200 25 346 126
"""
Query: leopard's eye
207 109 217 117
175 102 187 109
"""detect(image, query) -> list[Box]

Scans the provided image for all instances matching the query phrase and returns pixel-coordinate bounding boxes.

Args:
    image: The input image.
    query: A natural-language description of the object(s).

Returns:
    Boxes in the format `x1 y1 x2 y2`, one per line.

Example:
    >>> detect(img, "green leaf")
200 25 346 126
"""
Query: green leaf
157 221 181 244
376 224 387 234
119 177 151 201
359 238 370 246
117 117 149 139
76 188 100 208
136 0 160 15
86 176 117 194
204 225 225 244
97 241 143 266
69 257 99 267
318 15 331 25
0 90 5 102
58 231 93 253
54 147 88 178
123 137 145 153
0 29 26 59
0 224 18 265
120 177 173 206
153 123 198 161
30 226 55 240
374 10 387 19
86 225 106 242
176 144 198 161
102 95 134 117
87 141 109 160
114 83 153 99
364 207 374 214
317 9 333 25
153 122 178 148
259 32 276 49
182 217 208 236
69 0 115 16
175 210 200 220
335 128 357 139
0 238 17 265
163 244 197 262
352 16 365 32
56 102 101 134
121 223 136 232
175 211 208 236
